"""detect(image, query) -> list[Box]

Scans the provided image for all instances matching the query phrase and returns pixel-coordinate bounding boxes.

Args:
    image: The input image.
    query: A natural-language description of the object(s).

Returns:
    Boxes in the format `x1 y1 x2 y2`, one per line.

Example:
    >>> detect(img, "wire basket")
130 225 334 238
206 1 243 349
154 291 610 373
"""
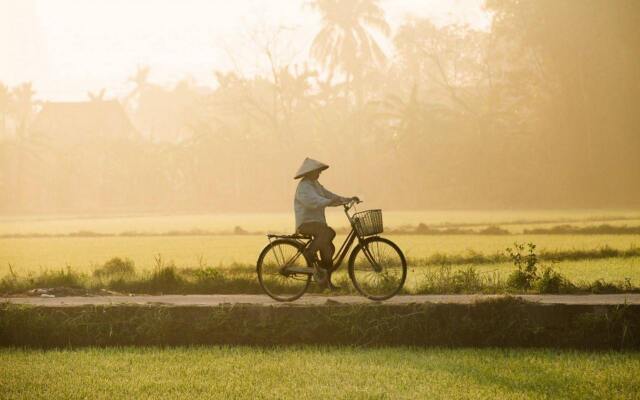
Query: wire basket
352 209 383 236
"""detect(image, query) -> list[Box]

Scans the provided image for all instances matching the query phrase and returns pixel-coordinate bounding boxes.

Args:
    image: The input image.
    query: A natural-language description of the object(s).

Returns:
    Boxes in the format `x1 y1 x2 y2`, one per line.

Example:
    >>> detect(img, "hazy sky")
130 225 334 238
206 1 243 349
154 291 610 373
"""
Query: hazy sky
1 0 491 101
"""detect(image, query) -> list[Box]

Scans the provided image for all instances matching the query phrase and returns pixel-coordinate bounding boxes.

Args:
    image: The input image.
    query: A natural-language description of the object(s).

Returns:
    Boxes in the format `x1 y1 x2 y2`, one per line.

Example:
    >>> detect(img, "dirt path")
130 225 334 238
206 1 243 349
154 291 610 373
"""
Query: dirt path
2 294 639 307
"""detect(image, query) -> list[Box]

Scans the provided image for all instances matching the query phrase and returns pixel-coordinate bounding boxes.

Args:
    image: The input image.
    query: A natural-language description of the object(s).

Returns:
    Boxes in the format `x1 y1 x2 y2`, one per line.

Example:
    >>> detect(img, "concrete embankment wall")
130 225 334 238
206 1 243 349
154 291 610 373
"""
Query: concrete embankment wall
1 297 638 348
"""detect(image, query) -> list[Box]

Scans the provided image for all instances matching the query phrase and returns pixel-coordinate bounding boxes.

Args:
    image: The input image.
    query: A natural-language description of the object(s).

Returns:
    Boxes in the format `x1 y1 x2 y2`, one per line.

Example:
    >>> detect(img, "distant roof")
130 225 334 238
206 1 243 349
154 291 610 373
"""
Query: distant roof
31 100 139 140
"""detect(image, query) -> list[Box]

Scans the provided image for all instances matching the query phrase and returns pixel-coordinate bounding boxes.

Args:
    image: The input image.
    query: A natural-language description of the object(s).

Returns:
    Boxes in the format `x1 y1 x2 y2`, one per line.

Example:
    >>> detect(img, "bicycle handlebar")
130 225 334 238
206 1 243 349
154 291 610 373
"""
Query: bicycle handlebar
342 197 362 211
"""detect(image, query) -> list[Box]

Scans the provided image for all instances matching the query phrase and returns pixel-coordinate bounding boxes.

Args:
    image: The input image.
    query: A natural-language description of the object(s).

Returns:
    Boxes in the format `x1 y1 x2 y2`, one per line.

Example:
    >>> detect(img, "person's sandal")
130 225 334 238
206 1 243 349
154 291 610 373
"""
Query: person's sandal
303 250 328 287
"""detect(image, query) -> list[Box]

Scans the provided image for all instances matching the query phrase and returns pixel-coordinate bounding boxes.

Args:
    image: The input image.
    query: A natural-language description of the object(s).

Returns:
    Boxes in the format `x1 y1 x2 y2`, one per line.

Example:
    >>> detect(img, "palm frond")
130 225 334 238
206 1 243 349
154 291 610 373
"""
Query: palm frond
311 25 338 69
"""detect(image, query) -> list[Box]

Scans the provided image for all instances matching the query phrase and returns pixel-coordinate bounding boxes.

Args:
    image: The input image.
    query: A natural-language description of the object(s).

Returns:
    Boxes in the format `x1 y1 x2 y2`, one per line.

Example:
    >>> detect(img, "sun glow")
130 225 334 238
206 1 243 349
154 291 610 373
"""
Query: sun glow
1 0 489 100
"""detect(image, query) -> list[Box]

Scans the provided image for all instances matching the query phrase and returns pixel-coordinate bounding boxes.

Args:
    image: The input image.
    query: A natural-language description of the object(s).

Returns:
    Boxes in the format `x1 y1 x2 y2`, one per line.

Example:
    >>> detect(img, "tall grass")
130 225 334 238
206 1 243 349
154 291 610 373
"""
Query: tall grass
1 258 638 296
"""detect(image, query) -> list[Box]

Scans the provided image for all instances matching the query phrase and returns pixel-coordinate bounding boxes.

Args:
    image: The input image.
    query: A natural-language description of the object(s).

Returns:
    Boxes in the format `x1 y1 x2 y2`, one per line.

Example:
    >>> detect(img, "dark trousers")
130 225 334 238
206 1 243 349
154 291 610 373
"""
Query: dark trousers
297 221 336 268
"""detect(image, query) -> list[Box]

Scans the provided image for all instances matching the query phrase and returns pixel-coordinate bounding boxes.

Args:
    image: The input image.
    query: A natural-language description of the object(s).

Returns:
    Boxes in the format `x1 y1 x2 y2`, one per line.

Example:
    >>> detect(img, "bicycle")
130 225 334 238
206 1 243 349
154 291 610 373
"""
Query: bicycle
256 199 407 302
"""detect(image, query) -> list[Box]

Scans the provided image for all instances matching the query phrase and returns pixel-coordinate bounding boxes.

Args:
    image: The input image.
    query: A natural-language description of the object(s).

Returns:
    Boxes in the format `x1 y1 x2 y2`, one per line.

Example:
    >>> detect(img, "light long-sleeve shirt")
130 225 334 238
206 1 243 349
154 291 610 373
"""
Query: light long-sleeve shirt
294 178 347 230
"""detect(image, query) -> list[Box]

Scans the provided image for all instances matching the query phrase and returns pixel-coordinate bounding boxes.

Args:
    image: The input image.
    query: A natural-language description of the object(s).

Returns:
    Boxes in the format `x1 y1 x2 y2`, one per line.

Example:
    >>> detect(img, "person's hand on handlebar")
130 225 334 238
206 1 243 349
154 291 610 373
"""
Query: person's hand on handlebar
339 196 361 207
331 196 361 207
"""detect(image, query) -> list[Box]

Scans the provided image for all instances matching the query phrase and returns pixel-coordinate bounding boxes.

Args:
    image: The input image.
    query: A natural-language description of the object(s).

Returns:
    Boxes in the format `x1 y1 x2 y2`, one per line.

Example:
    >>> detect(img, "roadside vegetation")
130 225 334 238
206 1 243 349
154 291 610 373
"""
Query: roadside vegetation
2 243 639 296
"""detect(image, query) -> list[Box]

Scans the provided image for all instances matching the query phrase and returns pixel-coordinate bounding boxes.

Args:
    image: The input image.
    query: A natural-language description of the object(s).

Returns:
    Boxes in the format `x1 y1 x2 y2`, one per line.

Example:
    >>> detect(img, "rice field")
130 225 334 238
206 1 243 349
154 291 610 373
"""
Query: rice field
1 234 639 276
1 210 639 285
399 257 640 292
2 209 640 235
1 347 639 399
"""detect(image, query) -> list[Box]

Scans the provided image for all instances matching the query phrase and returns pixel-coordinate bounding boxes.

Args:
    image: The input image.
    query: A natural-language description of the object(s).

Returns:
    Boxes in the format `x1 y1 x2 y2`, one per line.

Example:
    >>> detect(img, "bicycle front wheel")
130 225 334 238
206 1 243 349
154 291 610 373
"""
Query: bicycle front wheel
348 237 407 300
257 239 311 302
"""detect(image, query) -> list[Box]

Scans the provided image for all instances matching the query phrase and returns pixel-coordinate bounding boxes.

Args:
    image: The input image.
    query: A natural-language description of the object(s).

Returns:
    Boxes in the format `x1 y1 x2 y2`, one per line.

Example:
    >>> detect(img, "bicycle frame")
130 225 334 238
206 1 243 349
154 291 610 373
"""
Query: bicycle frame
329 228 358 270
273 200 378 275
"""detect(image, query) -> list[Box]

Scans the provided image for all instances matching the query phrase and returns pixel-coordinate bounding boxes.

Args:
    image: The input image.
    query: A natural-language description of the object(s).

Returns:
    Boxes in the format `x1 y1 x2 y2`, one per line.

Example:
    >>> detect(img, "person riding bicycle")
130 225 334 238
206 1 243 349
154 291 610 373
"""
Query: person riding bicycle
294 157 358 287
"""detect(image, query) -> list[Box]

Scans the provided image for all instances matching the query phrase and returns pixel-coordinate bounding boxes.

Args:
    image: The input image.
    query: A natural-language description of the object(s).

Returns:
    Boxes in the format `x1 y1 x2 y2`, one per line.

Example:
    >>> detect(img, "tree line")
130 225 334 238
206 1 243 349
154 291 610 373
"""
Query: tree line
1 0 639 214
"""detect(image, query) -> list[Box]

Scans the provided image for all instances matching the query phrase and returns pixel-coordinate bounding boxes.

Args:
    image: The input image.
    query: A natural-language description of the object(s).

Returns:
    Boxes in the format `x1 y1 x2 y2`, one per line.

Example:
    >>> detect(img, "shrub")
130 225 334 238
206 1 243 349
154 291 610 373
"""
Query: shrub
37 267 86 287
148 265 184 293
589 279 622 294
534 267 567 294
506 242 539 290
93 257 136 279
451 267 483 292
506 242 575 293
506 270 531 291
187 267 224 282
416 265 488 294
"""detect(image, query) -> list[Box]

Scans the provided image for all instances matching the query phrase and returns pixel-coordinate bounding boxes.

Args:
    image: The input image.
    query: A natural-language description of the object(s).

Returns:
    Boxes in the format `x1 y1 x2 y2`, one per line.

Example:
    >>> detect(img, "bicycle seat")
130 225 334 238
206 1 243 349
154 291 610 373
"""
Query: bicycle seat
267 233 312 240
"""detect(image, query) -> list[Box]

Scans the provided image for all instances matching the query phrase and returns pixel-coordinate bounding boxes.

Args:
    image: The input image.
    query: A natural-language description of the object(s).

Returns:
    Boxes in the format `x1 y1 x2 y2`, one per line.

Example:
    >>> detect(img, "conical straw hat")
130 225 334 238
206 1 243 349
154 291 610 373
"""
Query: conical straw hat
294 158 329 179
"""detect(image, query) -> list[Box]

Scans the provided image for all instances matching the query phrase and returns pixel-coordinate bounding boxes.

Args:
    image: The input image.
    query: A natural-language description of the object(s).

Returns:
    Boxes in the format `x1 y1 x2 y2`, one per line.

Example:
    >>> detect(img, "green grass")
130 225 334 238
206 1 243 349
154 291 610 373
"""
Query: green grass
1 347 639 399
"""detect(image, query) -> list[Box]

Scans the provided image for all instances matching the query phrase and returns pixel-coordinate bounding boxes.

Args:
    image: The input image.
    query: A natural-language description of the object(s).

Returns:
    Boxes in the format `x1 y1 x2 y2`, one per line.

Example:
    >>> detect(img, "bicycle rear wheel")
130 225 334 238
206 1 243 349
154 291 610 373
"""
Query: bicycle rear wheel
348 237 407 300
257 239 311 301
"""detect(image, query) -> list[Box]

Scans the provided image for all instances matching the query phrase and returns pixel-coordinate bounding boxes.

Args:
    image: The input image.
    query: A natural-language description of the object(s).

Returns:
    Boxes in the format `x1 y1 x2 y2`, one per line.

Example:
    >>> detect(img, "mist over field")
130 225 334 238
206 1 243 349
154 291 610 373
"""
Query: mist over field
3 5 640 394
1 0 639 215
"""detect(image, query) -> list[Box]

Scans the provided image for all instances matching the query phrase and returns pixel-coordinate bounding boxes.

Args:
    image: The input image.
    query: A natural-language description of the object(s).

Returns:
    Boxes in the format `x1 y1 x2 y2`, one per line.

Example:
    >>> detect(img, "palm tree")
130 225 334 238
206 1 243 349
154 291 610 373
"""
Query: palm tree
309 0 389 104
125 65 151 106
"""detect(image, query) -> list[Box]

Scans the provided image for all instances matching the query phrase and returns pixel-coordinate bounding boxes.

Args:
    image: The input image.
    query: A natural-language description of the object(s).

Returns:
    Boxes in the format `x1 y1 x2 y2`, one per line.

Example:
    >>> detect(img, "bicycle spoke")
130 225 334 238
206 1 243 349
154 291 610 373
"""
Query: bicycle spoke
258 240 311 301
276 243 286 266
349 238 406 300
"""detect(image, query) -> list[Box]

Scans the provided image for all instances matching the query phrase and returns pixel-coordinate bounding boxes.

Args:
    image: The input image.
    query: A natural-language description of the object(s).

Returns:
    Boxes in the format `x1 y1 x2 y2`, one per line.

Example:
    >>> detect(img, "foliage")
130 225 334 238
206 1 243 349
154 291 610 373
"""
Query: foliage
416 265 493 294
505 242 575 293
2 259 638 296
310 0 389 74
2 298 640 350
588 279 624 295
93 257 136 279
2 2 639 214
535 267 571 294
506 243 540 290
